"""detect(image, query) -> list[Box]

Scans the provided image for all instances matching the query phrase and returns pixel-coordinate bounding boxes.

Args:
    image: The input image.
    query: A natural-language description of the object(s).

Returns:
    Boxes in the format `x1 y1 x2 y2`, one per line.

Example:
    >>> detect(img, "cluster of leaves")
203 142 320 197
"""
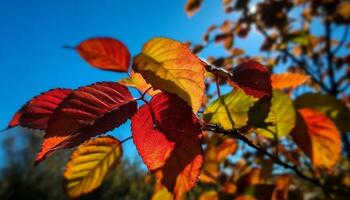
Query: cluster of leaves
5 34 349 199
4 1 350 198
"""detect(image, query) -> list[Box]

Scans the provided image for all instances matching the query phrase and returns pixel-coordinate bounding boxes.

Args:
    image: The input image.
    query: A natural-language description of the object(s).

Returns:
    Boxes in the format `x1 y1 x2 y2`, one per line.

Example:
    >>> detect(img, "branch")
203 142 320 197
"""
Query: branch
202 123 350 197
332 25 349 55
325 20 337 95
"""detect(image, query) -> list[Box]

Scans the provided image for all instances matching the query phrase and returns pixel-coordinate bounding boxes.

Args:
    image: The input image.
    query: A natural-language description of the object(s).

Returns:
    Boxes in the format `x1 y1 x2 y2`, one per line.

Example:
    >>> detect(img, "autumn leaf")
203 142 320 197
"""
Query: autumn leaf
151 187 173 200
185 0 203 17
203 89 258 129
7 88 72 130
131 92 203 199
271 73 309 90
199 142 219 184
295 93 350 132
133 37 205 113
64 136 122 198
337 1 350 20
36 82 137 163
231 61 272 99
76 37 131 72
216 138 238 162
199 190 219 200
256 91 296 138
291 108 341 170
119 70 160 96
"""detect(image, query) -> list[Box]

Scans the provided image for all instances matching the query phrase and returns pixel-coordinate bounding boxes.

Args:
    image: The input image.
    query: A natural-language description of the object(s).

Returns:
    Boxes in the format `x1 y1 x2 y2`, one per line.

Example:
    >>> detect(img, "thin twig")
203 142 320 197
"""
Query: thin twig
121 136 132 144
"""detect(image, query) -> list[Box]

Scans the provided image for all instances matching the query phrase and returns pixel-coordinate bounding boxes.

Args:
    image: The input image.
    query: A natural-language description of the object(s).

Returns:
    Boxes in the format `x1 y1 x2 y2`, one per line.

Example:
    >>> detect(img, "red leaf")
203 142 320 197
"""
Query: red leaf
36 82 137 163
7 89 72 130
131 92 203 198
77 37 131 72
232 61 272 99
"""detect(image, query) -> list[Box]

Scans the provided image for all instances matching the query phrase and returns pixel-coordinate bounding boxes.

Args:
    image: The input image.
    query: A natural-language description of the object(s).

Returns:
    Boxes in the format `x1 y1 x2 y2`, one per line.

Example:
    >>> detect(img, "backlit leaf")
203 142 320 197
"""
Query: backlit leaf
216 138 238 162
271 73 309 90
131 92 203 199
36 82 137 163
119 70 160 96
291 108 341 170
133 37 205 113
76 37 131 72
232 61 272 99
256 91 296 138
7 88 71 130
203 89 258 129
295 93 350 132
64 136 122 198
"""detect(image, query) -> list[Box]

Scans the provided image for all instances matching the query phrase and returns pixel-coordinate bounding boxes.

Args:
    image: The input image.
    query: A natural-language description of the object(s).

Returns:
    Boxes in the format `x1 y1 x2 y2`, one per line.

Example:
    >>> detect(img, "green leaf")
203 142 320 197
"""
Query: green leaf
294 93 350 132
256 91 296 138
285 31 308 46
203 89 258 129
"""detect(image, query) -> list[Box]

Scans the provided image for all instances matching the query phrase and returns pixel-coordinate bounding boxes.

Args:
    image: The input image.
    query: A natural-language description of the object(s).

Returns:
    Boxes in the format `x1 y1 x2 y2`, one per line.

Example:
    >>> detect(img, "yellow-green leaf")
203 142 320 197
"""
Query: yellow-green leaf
203 89 258 129
256 91 296 138
133 37 205 113
295 93 350 132
64 136 123 198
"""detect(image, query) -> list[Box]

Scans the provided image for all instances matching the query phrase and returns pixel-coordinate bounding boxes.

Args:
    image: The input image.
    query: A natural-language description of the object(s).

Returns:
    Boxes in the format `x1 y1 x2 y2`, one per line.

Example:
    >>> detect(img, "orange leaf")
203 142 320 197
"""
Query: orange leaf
291 108 341 170
76 37 131 72
271 73 309 90
216 138 238 162
185 0 203 17
36 82 137 163
132 92 203 199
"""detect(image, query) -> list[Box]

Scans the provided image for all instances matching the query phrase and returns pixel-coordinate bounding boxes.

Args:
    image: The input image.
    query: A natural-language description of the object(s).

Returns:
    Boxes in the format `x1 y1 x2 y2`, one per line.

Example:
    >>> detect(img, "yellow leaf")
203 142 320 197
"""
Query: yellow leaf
204 89 258 129
256 91 296 138
133 37 205 112
119 70 160 96
291 108 341 171
151 186 173 200
271 73 309 90
64 136 123 198
199 190 219 200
